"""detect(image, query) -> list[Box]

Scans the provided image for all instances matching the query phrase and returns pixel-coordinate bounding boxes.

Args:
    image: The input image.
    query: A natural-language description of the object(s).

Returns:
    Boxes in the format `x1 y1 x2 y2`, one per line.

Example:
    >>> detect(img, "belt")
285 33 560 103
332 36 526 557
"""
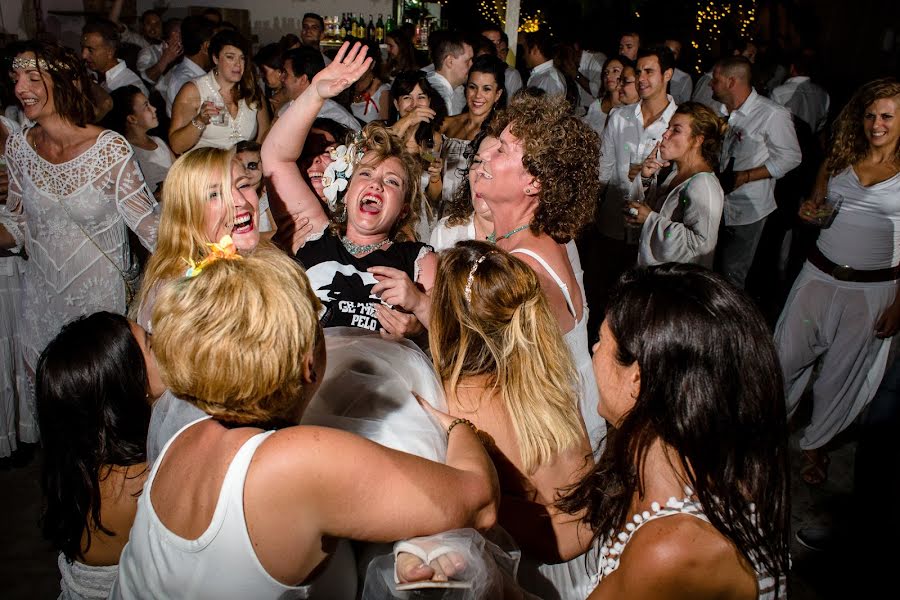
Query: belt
808 246 900 283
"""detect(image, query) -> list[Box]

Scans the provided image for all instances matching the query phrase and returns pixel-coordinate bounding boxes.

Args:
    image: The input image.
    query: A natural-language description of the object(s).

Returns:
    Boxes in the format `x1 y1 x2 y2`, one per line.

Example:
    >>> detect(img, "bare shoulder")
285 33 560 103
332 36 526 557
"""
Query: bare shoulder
175 80 201 104
608 514 758 600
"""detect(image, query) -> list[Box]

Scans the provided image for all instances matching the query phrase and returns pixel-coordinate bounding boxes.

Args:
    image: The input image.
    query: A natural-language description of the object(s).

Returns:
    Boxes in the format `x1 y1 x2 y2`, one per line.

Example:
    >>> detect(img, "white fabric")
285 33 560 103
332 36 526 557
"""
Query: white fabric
119 28 150 50
526 60 567 98
57 553 118 600
351 83 390 123
257 191 274 232
582 100 609 136
439 136 470 211
101 60 148 96
136 43 163 84
113 418 357 599
669 68 693 104
576 52 603 108
770 76 831 134
0 116 27 458
319 99 362 132
598 97 678 240
191 71 259 149
427 71 466 116
634 171 724 268
817 167 900 269
719 89 802 226
2 129 159 442
691 71 724 114
505 67 523 99
165 57 206 117
429 216 477 251
131 136 173 194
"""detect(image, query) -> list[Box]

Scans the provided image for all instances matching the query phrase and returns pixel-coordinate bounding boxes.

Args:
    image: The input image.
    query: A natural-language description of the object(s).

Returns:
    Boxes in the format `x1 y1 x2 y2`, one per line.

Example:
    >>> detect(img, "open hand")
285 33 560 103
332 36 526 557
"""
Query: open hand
312 42 373 101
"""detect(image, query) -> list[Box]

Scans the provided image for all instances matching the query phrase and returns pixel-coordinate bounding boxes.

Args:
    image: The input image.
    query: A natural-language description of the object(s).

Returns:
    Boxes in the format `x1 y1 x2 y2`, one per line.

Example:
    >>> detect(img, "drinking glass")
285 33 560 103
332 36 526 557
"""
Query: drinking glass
810 193 843 228
210 102 226 126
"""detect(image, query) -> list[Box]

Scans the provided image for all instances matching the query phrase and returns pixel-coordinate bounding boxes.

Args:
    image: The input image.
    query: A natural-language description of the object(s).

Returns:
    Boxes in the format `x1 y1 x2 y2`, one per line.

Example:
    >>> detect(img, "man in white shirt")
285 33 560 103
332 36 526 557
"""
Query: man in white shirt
481 27 523 98
426 32 472 116
81 20 148 96
664 39 693 104
710 56 802 289
137 18 182 89
770 51 830 134
108 0 161 51
558 39 604 111
523 30 566 98
300 13 333 66
280 47 360 132
598 45 678 244
165 16 215 117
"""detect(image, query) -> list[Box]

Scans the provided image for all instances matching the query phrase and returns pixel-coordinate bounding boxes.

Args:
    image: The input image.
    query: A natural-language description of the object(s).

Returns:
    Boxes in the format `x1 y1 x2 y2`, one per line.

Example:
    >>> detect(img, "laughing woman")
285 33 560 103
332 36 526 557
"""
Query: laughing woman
263 43 436 340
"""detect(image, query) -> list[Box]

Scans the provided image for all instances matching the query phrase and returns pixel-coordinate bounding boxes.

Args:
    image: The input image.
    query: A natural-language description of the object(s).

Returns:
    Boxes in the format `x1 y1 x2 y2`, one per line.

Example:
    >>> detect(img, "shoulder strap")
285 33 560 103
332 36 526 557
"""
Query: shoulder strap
510 248 576 317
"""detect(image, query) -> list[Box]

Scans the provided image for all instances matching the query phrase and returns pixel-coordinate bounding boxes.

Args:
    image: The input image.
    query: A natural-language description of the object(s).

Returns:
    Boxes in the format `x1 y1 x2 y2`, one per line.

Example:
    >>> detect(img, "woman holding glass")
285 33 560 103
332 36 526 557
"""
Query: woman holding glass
776 78 900 485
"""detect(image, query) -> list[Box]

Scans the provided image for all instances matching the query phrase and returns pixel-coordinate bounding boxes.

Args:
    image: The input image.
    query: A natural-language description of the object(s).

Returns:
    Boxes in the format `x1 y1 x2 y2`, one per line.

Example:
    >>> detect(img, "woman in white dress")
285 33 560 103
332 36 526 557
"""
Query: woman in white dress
624 102 727 268
777 78 900 485
107 85 175 198
0 42 159 442
169 30 270 154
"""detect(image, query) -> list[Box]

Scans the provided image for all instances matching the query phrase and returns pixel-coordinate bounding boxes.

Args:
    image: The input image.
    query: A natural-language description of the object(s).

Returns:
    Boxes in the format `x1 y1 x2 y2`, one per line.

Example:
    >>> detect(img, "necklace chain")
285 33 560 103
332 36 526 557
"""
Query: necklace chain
486 223 530 244
341 235 391 255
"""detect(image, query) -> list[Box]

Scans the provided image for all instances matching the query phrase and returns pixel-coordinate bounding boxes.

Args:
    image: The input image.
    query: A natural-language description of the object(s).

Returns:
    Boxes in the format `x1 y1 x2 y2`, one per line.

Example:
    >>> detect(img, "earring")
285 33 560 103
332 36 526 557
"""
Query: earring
525 187 533 194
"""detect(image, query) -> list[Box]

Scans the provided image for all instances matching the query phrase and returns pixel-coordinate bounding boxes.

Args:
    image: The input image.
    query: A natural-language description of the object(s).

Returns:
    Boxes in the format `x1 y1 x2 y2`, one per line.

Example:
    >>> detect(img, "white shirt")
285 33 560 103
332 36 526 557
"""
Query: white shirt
101 59 148 96
505 67 523 99
132 136 173 194
427 70 466 116
120 28 150 50
136 43 163 84
576 51 604 107
719 89 802 226
670 68 693 104
165 57 206 117
691 71 724 114
598 96 679 240
280 98 362 132
527 59 567 98
582 100 609 136
770 76 830 134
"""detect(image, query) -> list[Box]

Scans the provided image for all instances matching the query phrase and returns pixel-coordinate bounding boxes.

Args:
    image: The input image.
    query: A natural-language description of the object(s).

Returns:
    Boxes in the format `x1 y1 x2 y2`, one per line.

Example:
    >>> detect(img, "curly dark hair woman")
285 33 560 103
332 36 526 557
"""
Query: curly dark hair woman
38 312 164 598
560 264 790 599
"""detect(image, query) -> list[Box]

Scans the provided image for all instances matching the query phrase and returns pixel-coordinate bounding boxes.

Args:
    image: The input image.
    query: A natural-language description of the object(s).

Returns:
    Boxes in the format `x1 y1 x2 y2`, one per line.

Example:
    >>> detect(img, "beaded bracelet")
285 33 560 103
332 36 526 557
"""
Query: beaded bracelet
191 117 206 131
447 417 478 437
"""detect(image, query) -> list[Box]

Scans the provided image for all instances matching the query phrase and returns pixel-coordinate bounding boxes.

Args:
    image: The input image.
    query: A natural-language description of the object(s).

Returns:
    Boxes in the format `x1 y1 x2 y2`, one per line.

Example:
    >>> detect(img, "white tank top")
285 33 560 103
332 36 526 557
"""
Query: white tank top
191 70 259 150
111 417 356 599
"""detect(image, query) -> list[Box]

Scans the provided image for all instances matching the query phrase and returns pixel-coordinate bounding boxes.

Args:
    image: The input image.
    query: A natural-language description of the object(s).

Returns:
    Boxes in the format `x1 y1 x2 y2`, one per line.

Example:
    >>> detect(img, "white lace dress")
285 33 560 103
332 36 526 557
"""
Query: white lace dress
0 129 159 442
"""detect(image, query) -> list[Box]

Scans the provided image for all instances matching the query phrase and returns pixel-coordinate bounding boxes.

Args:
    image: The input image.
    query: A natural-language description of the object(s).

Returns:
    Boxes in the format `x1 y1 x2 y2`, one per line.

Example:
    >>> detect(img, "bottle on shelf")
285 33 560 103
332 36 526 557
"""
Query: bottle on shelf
357 14 366 40
376 14 384 43
385 14 395 34
339 13 347 39
367 15 375 42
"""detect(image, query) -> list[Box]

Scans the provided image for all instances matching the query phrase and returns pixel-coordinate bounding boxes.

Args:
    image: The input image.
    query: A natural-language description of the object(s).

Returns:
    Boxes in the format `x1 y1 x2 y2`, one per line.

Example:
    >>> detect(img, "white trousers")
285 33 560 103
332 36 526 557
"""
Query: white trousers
775 261 896 450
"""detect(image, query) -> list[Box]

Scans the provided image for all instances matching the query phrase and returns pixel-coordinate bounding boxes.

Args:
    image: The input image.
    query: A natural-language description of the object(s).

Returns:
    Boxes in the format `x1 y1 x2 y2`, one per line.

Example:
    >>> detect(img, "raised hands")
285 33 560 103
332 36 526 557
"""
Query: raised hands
311 42 373 101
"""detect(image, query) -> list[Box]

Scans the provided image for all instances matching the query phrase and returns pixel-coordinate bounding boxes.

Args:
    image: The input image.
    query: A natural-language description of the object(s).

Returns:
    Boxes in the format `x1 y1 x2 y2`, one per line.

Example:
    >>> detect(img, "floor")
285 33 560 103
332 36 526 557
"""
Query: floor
0 429 855 599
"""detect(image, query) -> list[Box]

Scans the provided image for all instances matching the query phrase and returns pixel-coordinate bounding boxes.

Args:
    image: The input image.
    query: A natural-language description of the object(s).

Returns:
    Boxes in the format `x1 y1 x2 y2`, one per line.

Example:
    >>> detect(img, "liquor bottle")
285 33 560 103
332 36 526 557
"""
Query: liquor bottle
376 14 384 43
367 15 375 42
338 13 347 39
385 14 395 34
357 14 366 40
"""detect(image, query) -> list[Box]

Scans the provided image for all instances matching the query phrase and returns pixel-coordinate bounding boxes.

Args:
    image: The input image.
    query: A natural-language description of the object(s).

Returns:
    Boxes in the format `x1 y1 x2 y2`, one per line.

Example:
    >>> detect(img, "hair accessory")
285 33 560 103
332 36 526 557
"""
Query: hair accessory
464 253 492 304
184 235 243 277
12 56 68 72
321 132 367 212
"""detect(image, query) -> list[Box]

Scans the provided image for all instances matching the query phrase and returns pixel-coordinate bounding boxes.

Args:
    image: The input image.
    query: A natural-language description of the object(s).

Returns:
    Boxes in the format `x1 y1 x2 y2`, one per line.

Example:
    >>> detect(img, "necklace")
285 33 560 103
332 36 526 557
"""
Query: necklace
486 223 530 244
341 235 391 255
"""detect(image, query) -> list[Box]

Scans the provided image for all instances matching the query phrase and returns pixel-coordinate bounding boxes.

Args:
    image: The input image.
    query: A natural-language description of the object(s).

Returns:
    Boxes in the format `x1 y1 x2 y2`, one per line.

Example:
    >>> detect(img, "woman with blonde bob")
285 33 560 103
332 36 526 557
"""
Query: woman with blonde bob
112 247 499 599
390 241 594 600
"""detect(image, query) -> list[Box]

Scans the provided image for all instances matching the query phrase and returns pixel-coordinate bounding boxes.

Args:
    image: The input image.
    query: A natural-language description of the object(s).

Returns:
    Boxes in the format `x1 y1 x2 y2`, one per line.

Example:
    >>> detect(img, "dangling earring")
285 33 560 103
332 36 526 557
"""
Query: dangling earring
213 67 219 77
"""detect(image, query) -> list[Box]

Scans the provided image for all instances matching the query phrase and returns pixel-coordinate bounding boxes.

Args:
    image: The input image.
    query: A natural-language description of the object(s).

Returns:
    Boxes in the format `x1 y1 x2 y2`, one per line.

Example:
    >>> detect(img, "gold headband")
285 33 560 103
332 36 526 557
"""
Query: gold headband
11 56 69 72
464 253 494 304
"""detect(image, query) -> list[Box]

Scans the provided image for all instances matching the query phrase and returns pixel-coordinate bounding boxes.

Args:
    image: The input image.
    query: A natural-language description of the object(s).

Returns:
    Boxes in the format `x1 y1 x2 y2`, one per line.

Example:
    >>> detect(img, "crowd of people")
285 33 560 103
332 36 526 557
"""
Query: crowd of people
0 4 897 600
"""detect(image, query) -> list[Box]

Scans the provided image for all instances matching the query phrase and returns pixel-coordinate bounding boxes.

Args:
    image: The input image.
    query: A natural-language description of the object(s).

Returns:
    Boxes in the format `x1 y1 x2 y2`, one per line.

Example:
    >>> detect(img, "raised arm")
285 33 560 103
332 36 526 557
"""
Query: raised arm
261 42 372 254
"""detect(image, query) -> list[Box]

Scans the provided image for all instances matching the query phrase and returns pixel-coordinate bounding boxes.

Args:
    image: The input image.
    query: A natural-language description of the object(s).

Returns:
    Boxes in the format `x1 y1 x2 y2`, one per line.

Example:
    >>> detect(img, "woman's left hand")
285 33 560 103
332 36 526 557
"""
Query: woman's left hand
623 201 652 225
375 304 425 340
369 266 426 314
875 299 900 338
311 42 373 101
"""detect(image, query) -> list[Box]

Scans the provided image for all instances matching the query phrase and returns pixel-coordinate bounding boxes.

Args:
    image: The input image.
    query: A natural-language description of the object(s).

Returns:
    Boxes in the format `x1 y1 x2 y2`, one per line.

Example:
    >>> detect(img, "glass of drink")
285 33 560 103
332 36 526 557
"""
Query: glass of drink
809 193 843 228
210 102 226 126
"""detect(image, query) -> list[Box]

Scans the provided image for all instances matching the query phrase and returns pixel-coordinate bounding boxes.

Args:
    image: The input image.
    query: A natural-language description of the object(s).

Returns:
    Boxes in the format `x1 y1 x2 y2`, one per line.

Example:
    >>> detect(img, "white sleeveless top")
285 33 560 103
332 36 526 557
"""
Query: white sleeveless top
509 248 605 452
596 490 785 600
191 70 259 150
111 417 356 599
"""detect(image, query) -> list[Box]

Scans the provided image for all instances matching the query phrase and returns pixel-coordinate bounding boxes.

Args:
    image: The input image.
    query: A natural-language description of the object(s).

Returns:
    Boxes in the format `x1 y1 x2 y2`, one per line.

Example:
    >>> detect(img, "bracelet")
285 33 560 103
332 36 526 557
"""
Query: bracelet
641 174 654 186
191 117 206 130
447 417 478 437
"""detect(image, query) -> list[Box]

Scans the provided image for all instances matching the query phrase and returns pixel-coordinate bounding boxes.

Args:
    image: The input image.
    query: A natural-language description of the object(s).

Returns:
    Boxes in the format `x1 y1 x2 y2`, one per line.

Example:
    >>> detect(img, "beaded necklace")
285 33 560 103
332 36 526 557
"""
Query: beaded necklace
486 223 530 244
341 235 391 255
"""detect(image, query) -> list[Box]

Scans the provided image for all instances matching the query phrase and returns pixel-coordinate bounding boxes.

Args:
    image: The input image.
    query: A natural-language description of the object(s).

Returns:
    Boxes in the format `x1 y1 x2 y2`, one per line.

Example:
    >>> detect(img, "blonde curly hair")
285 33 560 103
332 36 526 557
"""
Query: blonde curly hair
489 94 600 242
826 78 900 175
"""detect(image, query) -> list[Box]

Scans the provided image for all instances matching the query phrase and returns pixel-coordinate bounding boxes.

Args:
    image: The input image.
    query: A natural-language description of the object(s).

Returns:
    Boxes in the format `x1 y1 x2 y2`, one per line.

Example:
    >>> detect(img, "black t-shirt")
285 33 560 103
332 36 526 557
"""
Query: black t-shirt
296 230 431 331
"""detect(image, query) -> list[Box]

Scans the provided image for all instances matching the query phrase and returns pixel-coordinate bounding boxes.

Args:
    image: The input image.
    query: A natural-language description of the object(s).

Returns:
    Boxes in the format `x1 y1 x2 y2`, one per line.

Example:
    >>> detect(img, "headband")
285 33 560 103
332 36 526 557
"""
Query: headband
11 56 70 73
464 253 494 304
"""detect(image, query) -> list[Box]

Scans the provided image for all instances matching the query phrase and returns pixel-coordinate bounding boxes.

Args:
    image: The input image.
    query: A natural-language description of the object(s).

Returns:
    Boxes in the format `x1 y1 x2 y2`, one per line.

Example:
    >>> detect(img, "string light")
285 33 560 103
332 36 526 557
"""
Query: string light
692 1 757 74
478 0 548 32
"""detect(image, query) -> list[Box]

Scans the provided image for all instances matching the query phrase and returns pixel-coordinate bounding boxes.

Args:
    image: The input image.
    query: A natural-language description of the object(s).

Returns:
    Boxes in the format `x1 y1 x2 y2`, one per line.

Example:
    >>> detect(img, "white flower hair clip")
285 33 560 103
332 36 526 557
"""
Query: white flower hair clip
321 140 366 213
